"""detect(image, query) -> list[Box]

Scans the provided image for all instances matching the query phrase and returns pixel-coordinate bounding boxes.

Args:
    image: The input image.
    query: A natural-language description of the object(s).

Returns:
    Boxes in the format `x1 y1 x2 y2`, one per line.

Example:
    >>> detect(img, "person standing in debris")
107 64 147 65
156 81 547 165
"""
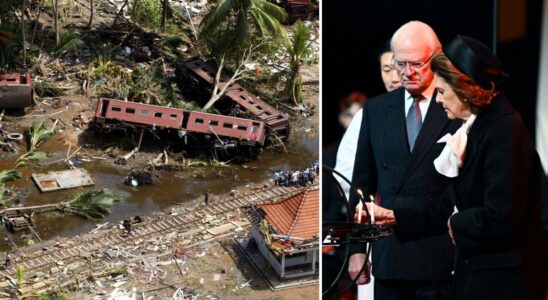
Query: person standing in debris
204 191 210 205
5 252 12 267
123 219 132 235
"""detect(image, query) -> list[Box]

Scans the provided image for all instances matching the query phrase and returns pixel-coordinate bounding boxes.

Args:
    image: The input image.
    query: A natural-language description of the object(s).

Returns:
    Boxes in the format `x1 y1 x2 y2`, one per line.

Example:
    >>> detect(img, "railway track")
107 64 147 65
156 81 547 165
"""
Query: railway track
0 185 311 281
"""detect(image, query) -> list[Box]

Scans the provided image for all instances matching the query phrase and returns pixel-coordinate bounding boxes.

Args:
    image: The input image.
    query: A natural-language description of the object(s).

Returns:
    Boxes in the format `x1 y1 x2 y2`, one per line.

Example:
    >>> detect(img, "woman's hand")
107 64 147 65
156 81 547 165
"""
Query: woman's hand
354 202 397 226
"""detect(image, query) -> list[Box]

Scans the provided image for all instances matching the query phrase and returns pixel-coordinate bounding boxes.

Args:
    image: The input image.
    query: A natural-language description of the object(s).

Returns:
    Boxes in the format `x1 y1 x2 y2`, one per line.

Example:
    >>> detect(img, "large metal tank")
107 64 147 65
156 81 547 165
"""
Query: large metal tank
0 72 33 108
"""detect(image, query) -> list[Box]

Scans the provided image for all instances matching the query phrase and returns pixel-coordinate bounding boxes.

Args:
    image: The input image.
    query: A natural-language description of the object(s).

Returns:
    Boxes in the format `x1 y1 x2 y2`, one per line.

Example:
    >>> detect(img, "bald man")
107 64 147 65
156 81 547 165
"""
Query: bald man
345 21 460 299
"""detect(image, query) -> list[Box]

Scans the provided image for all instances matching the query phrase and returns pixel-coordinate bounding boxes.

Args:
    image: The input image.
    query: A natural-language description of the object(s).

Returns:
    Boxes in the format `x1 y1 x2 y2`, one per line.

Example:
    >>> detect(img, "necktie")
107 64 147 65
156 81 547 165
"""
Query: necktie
406 95 423 151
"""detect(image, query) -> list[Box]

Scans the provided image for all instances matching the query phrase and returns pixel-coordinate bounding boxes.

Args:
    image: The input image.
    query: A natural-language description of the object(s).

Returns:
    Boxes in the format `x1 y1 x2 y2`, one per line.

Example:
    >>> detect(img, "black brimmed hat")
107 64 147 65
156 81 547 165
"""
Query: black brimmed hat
445 35 508 89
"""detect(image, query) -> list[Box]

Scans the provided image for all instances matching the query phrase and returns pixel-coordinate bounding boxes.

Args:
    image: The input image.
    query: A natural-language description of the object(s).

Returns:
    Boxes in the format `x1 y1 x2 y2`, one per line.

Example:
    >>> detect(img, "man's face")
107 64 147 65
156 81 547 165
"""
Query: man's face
392 42 435 94
380 52 401 92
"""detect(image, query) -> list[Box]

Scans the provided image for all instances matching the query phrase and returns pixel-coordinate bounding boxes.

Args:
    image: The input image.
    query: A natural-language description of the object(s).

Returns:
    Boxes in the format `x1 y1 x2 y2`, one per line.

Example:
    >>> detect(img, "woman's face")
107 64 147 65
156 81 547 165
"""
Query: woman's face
434 74 473 120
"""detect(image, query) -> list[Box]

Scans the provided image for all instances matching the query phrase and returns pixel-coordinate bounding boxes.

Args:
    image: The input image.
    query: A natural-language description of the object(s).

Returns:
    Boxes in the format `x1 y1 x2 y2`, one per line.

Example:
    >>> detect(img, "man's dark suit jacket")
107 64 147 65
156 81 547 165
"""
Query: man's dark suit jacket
395 94 546 299
350 87 460 280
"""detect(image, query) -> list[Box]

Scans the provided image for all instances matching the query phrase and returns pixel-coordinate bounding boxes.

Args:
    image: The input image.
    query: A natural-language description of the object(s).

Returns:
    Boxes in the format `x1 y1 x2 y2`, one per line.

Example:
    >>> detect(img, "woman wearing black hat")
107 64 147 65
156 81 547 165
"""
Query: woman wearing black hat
357 36 546 300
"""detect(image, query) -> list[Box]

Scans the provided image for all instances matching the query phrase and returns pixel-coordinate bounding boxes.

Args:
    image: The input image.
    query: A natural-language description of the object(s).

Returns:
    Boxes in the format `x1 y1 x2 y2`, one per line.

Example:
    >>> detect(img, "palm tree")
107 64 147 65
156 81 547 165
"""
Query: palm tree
88 0 94 29
198 0 287 109
199 0 288 51
161 0 168 32
53 0 60 46
21 0 26 66
284 20 313 105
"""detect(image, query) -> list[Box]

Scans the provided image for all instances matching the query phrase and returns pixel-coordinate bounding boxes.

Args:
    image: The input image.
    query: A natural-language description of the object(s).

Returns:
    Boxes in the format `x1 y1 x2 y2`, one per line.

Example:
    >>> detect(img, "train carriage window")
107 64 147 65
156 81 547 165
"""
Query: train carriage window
112 106 122 112
209 120 219 126
223 123 233 128
195 118 204 124
237 125 247 131
140 109 149 116
169 114 177 120
126 108 136 114
154 112 163 118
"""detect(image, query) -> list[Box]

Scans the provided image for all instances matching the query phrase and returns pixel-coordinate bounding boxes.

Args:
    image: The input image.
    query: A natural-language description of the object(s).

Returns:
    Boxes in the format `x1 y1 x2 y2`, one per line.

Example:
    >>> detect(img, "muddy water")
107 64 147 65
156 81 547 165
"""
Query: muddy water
0 115 318 250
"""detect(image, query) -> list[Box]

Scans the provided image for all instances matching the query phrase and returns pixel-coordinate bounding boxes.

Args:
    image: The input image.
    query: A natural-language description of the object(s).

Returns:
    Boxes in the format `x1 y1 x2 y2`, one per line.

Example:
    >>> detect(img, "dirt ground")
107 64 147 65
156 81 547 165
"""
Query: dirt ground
63 238 318 300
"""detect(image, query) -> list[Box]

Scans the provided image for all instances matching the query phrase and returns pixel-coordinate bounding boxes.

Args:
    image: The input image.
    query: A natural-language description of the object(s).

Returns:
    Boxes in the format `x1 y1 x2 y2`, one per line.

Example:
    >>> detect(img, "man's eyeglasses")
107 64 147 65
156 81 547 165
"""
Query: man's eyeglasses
392 53 434 72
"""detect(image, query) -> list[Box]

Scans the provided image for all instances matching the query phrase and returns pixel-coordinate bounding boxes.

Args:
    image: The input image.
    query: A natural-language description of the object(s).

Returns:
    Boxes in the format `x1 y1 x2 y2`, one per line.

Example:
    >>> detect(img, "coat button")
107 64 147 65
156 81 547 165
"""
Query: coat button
465 259 469 265
382 163 388 169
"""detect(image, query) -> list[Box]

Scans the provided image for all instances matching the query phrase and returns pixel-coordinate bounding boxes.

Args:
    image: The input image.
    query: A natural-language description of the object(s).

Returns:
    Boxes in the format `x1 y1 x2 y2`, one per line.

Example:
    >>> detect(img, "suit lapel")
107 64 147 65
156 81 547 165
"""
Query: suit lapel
398 94 451 190
383 89 409 165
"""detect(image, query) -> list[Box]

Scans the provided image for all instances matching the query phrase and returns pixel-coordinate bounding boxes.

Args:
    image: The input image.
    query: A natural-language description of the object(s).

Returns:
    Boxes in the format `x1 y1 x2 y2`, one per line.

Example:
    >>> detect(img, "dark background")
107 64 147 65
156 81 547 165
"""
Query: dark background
322 0 543 148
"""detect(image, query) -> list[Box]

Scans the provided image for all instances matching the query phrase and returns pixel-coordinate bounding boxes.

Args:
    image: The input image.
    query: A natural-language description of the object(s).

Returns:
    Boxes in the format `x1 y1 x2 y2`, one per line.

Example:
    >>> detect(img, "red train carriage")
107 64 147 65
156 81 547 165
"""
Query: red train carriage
94 98 266 145
95 98 184 129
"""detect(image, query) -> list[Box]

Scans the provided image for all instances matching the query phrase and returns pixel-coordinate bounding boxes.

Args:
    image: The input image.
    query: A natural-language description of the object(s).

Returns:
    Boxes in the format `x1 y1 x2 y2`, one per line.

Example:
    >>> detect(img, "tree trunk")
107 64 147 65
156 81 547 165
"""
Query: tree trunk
21 0 26 67
30 0 45 51
87 0 94 29
132 0 139 18
54 0 59 46
161 0 168 32
203 93 222 110
112 0 130 26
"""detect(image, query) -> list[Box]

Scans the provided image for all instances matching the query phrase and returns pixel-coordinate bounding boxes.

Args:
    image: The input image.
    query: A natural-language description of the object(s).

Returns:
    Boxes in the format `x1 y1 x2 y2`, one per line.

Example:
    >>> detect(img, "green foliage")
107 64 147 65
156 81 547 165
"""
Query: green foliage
67 189 123 220
15 121 56 167
129 0 162 28
0 169 22 183
199 0 288 60
172 98 201 111
16 150 48 167
33 81 66 97
38 290 69 300
158 34 191 60
186 160 208 167
16 265 25 287
28 121 56 151
54 30 84 57
283 20 313 104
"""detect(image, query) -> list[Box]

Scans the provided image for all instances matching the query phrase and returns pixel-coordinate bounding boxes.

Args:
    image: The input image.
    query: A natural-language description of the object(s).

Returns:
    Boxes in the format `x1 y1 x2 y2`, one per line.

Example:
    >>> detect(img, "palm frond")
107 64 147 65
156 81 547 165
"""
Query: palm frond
68 189 122 220
0 169 22 183
254 0 287 22
234 8 251 45
28 121 56 151
199 0 237 35
16 150 48 167
54 30 84 57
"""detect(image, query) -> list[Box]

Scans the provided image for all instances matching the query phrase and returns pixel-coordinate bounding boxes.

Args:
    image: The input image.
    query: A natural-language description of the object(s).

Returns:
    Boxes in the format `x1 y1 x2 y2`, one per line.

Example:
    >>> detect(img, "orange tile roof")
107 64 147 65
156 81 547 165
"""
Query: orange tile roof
259 187 319 240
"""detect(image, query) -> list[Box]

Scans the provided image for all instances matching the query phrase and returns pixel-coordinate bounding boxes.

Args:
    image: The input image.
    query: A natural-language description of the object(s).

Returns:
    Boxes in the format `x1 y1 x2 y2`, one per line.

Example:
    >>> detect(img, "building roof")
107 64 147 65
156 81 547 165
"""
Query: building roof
259 187 319 241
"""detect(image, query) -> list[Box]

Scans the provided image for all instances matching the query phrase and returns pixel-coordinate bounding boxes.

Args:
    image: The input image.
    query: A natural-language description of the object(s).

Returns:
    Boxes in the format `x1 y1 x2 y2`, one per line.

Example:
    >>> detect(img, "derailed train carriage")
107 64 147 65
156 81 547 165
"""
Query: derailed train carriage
180 57 290 140
93 98 267 156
